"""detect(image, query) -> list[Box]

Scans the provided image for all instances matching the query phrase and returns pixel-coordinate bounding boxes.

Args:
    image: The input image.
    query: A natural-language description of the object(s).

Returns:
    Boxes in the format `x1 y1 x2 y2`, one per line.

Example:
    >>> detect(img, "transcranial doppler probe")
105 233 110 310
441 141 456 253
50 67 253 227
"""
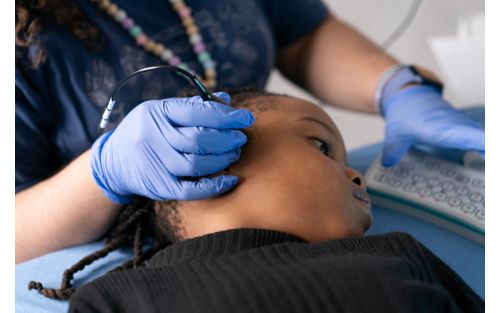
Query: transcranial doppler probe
97 65 228 135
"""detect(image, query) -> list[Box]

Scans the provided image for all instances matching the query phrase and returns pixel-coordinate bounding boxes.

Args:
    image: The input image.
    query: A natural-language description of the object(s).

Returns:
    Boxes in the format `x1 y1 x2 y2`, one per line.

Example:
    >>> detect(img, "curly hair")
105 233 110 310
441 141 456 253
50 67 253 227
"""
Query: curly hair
15 0 101 68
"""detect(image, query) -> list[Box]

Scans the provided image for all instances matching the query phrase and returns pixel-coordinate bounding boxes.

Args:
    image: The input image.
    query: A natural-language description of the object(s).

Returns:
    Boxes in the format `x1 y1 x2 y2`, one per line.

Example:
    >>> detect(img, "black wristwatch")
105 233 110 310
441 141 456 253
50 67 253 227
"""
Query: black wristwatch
375 64 444 116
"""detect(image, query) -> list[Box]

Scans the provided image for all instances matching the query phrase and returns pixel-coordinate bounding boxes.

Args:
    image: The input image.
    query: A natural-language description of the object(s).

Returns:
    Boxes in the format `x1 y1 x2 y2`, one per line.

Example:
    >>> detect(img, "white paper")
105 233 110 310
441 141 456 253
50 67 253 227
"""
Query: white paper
428 13 484 105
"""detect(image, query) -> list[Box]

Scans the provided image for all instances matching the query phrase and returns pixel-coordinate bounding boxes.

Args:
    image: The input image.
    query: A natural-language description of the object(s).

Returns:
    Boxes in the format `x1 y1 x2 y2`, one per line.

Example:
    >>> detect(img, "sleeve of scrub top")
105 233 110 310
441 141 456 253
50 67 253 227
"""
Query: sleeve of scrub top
15 66 60 192
261 0 329 48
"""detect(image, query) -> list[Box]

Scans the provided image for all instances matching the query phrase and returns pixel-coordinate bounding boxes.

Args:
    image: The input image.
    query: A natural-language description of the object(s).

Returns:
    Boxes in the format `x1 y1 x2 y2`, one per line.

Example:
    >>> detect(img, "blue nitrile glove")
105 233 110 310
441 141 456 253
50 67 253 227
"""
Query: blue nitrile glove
91 92 254 204
381 85 485 167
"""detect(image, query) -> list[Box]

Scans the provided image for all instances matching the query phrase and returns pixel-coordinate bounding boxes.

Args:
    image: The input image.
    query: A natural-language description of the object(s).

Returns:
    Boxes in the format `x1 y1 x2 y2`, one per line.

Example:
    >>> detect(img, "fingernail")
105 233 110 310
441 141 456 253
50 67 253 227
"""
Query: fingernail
214 92 231 104
381 158 394 167
239 109 254 126
225 175 239 187
233 131 248 146
233 148 242 160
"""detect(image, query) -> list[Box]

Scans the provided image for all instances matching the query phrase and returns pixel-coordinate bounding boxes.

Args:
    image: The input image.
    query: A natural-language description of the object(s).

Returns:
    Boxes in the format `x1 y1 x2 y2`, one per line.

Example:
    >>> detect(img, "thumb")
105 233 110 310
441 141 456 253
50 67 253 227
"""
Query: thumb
177 175 239 200
382 136 414 167
212 91 231 104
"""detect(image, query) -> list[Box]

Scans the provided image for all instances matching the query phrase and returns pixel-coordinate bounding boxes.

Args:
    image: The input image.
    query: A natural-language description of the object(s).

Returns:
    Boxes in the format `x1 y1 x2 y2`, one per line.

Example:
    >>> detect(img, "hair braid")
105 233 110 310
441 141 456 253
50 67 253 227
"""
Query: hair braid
28 198 171 300
133 218 144 268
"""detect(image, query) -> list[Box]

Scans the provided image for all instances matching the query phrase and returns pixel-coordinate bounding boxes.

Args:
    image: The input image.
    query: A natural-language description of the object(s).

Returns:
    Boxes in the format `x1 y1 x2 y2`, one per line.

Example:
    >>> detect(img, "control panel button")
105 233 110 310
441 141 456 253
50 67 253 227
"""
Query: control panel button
461 203 477 214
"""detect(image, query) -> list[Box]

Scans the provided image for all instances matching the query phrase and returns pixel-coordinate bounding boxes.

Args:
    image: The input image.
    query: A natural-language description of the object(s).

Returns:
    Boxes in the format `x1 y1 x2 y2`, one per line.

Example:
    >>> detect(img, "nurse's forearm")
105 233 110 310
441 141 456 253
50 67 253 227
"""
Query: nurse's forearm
15 150 122 263
278 15 438 113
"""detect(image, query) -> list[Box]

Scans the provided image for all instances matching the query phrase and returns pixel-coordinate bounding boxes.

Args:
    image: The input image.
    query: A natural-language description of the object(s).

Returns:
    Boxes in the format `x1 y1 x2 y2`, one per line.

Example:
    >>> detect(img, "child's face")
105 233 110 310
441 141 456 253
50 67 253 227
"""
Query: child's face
170 95 372 242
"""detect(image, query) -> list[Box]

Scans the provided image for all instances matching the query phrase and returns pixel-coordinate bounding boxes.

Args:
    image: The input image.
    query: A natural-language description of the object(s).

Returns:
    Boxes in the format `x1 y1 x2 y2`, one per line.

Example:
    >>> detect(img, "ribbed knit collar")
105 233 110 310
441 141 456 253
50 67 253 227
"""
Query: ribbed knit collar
148 228 306 266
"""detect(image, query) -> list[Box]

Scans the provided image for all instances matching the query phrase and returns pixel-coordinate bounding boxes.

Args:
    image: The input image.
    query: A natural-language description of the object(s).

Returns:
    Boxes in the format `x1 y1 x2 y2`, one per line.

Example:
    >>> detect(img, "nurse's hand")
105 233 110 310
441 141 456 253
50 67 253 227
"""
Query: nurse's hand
91 92 254 204
381 85 485 167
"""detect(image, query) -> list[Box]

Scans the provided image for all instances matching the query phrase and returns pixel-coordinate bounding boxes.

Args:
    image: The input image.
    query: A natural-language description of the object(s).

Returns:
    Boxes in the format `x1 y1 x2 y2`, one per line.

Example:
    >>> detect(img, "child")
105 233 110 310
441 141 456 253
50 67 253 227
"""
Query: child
30 89 484 312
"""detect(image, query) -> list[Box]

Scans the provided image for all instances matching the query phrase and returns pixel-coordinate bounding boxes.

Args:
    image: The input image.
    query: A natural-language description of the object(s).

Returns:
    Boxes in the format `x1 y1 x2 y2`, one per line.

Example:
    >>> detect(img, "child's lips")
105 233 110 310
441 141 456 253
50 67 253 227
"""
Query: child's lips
352 189 372 208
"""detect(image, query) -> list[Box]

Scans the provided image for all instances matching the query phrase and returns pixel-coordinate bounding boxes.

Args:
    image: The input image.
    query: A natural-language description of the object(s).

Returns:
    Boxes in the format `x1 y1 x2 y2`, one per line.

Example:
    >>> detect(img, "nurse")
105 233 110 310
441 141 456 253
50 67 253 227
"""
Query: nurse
15 0 484 263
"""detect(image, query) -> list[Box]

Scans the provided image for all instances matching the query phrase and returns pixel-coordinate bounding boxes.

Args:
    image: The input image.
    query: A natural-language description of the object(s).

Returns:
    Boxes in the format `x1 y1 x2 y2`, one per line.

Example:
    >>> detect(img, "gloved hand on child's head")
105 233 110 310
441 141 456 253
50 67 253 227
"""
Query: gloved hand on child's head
91 92 254 204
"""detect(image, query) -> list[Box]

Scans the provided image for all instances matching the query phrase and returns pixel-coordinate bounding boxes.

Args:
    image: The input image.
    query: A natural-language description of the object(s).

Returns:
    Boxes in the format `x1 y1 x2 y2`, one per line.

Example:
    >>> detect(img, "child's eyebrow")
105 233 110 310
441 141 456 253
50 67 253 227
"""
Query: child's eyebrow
297 117 337 139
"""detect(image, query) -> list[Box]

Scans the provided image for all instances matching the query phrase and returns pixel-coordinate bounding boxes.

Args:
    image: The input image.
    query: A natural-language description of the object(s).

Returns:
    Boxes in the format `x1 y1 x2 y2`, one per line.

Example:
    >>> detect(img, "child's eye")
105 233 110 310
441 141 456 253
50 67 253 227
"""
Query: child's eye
310 137 331 156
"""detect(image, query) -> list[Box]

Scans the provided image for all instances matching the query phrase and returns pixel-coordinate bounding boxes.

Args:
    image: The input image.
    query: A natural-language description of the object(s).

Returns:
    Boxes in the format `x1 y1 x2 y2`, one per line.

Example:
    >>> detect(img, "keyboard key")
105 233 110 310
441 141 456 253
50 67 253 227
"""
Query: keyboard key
447 197 462 208
387 178 402 188
419 188 432 198
433 192 447 202
442 181 456 191
454 174 470 184
374 173 385 182
432 186 444 193
394 169 410 178
471 178 485 189
398 163 415 172
411 173 426 183
425 161 440 171
475 209 485 221
440 167 455 178
469 192 484 203
428 177 441 187
455 186 470 197
403 183 418 193
461 203 476 214
380 167 394 173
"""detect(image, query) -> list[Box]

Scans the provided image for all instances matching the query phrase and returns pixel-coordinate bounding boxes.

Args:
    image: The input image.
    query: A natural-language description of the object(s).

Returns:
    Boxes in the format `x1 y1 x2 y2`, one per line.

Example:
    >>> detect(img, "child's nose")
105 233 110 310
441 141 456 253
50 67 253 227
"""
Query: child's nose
343 166 366 189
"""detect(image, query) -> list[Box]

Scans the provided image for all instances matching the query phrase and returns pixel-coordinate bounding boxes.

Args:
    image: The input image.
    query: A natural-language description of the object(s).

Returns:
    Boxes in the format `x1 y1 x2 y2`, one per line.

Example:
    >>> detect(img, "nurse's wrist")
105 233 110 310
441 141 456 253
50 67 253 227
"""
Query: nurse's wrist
374 64 444 116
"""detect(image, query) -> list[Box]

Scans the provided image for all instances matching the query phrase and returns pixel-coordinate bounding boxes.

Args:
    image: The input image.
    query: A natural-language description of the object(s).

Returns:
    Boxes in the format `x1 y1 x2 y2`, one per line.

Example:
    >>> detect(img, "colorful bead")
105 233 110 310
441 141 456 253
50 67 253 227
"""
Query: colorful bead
153 43 166 55
193 42 205 54
168 56 181 66
144 40 156 52
98 0 111 9
205 68 216 78
161 49 173 61
172 1 183 11
182 18 195 29
189 33 202 44
121 17 134 29
94 0 218 88
178 62 190 71
129 25 142 38
182 16 194 26
202 59 215 70
113 9 127 22
198 52 210 63
205 78 216 89
178 7 191 18
186 25 198 35
136 34 148 46
106 3 118 15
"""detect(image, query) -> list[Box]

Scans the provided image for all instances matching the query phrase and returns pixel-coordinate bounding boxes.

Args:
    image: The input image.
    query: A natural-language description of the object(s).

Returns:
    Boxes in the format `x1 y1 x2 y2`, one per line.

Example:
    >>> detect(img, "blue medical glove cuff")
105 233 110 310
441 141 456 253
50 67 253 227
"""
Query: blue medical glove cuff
90 131 134 205
383 85 444 114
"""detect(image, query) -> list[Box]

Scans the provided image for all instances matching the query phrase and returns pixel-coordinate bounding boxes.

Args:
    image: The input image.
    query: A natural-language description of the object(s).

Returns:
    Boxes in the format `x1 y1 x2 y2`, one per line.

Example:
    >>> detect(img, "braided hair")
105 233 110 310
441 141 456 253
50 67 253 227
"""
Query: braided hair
27 198 177 300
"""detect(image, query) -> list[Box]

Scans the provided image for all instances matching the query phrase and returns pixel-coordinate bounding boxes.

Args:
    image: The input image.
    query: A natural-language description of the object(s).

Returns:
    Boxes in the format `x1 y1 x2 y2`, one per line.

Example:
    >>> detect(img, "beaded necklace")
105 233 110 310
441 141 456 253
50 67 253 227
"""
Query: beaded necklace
91 0 218 89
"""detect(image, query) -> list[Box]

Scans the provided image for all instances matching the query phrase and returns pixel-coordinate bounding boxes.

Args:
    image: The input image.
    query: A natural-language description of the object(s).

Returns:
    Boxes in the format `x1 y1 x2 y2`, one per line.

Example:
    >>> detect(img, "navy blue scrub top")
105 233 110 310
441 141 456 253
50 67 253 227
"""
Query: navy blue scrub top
15 0 328 191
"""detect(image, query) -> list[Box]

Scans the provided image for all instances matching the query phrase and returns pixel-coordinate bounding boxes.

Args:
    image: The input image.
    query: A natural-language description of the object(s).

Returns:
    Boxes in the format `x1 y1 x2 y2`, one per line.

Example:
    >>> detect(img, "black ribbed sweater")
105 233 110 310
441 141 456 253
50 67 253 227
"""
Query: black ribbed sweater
69 229 484 313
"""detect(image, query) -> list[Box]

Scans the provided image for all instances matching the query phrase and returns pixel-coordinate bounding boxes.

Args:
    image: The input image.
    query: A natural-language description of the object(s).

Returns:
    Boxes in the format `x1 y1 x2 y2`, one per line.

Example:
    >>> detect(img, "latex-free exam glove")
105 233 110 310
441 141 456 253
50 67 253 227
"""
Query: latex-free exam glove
91 92 254 204
381 85 485 167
